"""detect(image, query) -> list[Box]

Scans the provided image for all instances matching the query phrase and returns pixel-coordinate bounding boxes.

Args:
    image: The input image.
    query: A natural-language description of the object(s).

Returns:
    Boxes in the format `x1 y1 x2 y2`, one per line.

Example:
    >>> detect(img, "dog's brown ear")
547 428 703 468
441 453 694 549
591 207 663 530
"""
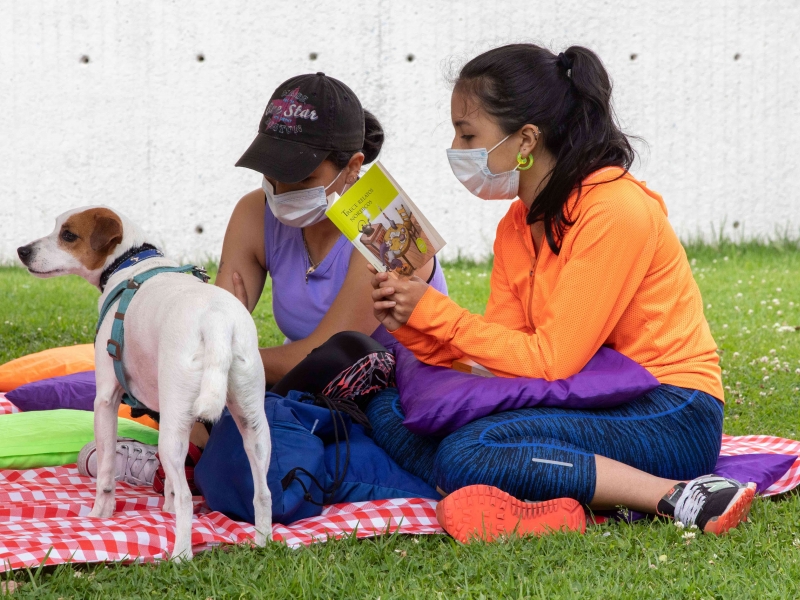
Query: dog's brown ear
90 214 123 254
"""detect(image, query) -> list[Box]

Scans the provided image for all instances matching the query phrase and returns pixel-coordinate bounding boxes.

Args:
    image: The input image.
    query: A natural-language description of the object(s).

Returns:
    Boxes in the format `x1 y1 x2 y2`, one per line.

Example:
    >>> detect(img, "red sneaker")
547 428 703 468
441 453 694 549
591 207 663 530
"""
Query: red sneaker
436 484 586 543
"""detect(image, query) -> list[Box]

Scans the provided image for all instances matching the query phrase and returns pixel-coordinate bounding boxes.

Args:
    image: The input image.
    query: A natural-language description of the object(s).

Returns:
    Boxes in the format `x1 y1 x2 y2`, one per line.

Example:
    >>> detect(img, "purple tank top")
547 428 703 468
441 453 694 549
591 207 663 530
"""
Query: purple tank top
264 200 448 345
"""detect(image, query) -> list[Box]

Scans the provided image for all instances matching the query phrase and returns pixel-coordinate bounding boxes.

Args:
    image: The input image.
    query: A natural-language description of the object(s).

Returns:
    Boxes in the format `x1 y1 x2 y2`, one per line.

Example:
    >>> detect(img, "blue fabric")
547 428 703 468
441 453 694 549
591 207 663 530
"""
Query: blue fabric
369 385 724 505
103 248 164 282
366 388 441 489
395 344 661 437
194 389 436 525
324 423 437 504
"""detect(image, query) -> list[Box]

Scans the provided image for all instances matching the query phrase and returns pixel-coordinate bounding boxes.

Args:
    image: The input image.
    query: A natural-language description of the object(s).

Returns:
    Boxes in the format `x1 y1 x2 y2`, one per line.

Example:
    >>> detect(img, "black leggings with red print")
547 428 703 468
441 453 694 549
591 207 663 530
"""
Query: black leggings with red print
270 331 395 408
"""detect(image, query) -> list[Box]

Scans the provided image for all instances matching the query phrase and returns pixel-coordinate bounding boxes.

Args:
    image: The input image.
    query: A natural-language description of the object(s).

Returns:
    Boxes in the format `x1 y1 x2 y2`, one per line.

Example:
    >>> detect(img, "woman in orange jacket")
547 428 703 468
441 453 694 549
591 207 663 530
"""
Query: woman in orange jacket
368 44 754 542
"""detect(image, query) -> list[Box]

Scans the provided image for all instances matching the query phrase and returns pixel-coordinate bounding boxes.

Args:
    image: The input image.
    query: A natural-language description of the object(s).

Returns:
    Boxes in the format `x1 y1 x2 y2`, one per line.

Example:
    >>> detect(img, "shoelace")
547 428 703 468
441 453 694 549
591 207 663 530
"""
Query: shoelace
674 477 738 526
119 443 158 484
673 483 707 526
280 394 371 506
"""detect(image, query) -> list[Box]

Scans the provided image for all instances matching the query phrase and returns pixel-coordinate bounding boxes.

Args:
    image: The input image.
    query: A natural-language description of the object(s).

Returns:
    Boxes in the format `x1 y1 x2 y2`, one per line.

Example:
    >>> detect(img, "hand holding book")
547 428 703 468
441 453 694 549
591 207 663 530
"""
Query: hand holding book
368 264 429 330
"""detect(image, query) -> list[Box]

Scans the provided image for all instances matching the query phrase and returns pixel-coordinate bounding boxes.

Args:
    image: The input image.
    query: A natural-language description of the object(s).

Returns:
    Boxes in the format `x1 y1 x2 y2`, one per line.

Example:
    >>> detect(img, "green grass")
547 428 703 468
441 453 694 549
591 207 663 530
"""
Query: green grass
2 246 800 599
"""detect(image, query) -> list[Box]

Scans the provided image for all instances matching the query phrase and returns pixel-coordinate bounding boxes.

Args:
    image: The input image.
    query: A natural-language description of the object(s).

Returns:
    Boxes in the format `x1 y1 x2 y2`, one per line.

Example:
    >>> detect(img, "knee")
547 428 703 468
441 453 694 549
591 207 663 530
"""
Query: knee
322 331 387 355
433 425 488 490
365 389 405 429
436 425 484 463
366 390 410 451
436 413 512 462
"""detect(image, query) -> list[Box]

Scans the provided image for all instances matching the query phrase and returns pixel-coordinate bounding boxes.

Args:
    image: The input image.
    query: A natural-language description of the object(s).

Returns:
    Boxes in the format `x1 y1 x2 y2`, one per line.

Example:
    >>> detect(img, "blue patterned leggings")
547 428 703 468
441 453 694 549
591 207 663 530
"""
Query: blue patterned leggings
365 385 724 504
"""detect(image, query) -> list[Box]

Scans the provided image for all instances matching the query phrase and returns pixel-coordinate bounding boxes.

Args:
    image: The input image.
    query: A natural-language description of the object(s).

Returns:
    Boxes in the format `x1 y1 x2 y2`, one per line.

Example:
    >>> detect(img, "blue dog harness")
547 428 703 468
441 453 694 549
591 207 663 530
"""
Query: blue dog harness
95 249 209 412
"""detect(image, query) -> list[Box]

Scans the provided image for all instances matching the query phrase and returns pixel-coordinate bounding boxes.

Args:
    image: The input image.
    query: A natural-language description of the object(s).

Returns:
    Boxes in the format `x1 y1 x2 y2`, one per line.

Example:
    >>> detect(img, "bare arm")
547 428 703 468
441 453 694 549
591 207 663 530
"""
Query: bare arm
257 249 380 384
217 191 390 384
216 190 268 314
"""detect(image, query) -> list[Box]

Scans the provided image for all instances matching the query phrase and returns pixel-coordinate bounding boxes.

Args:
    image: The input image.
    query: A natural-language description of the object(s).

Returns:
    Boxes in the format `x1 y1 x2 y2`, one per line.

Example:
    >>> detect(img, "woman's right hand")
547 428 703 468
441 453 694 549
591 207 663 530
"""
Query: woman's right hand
368 265 403 331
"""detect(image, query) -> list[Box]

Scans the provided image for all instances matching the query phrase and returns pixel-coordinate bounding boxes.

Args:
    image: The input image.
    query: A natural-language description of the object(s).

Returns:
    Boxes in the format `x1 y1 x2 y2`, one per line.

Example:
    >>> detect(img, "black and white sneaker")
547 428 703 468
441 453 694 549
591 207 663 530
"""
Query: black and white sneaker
666 475 756 535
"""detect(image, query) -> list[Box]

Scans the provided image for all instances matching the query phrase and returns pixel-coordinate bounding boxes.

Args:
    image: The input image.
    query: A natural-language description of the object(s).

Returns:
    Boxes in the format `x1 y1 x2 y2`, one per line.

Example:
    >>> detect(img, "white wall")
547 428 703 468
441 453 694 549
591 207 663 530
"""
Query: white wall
2 0 799 263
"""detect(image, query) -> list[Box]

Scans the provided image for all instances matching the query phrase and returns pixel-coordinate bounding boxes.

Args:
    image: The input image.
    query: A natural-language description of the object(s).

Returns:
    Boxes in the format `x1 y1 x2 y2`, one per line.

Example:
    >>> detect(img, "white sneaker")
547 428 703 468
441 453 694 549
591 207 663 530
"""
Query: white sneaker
77 438 160 487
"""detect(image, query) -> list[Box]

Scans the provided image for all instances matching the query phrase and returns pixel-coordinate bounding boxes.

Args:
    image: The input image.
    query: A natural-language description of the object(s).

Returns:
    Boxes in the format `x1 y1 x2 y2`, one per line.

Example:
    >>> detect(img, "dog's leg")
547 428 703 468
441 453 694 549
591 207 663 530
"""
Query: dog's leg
162 471 175 514
156 409 195 562
228 396 272 546
88 381 123 519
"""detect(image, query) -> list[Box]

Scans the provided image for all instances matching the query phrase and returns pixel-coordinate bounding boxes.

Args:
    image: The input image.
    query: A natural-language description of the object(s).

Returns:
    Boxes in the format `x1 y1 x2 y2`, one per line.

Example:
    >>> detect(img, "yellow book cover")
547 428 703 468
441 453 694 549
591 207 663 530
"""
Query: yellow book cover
326 161 446 275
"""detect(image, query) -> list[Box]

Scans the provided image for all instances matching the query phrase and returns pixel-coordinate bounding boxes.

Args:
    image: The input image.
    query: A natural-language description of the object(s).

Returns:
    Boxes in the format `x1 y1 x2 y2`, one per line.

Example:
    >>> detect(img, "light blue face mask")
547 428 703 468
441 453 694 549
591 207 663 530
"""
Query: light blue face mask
263 170 345 228
446 135 520 200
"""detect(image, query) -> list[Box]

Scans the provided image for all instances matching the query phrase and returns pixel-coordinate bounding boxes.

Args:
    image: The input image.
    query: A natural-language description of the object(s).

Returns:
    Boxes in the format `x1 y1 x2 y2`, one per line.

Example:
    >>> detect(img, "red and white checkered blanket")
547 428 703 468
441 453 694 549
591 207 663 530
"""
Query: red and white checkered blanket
2 393 799 573
0 465 440 572
719 433 800 496
0 393 441 573
1 393 20 414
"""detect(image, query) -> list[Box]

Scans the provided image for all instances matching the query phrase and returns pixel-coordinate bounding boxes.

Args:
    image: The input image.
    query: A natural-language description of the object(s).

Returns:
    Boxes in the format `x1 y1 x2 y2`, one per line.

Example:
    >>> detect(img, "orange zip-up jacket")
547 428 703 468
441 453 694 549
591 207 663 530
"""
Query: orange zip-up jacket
391 167 723 402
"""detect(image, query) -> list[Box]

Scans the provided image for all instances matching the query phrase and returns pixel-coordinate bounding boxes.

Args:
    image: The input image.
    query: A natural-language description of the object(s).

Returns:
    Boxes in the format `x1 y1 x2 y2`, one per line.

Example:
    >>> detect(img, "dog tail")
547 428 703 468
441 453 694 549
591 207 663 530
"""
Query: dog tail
195 316 234 422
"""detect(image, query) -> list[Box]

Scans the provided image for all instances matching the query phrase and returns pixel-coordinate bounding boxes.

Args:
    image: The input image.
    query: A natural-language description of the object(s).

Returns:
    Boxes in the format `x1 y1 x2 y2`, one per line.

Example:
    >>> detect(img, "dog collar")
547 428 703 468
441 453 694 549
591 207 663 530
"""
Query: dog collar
99 244 163 291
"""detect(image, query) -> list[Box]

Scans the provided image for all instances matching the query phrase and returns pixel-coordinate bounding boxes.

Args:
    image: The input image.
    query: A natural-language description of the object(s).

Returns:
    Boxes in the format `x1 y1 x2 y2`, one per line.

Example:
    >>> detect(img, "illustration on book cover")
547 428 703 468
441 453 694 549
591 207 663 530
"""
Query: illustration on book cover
326 161 446 276
357 198 433 276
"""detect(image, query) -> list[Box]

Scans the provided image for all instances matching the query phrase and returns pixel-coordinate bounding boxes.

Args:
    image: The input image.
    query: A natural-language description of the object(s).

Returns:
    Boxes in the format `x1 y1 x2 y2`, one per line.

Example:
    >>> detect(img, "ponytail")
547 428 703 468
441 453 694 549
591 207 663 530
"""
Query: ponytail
455 44 636 254
361 110 384 164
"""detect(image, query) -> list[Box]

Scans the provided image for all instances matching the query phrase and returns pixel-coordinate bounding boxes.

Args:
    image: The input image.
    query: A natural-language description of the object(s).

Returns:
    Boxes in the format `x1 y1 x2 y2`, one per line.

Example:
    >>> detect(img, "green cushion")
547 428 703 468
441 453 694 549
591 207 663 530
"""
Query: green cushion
0 409 159 469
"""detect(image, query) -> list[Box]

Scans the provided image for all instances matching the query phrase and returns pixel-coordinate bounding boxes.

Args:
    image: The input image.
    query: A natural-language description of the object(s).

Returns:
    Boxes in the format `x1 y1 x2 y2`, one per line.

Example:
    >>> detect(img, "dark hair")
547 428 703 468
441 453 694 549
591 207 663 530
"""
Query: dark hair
455 44 636 254
329 109 384 169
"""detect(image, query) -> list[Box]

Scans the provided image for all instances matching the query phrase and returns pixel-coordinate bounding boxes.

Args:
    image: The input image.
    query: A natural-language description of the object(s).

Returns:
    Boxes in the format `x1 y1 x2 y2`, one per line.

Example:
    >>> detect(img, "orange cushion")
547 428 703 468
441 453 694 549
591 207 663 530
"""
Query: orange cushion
0 345 95 392
118 403 159 430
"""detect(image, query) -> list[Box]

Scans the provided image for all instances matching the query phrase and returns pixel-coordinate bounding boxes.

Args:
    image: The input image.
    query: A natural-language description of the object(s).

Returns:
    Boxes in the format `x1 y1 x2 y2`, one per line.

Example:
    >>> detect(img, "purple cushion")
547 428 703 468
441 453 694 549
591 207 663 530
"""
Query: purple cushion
5 371 96 412
396 346 660 437
713 453 797 493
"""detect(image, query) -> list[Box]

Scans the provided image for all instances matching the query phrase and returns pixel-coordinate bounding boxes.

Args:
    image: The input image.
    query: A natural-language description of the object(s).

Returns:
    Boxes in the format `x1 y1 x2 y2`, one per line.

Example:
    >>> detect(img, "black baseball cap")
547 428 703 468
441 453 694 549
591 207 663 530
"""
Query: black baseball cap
235 72 365 183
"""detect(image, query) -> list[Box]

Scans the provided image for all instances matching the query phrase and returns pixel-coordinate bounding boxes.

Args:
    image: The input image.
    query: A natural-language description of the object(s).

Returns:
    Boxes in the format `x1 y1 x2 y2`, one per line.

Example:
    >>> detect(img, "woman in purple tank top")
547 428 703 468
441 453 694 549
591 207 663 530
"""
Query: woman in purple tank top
109 74 446 504
215 72 447 398
186 74 448 513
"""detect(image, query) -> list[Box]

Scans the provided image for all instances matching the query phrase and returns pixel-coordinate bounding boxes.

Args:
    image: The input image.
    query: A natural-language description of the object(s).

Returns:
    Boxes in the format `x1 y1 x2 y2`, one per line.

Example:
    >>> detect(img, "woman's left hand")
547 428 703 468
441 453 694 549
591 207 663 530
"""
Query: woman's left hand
368 266 430 329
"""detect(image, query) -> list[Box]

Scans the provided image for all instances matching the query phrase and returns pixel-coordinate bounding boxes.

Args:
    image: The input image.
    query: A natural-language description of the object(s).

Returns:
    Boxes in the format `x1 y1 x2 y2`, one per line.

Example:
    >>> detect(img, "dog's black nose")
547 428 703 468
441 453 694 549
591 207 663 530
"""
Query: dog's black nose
17 245 32 263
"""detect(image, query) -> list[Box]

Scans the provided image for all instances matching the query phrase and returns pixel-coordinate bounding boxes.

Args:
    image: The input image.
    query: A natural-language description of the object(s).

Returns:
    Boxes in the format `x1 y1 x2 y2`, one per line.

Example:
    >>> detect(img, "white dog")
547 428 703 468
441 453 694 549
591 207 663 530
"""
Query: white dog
17 206 272 560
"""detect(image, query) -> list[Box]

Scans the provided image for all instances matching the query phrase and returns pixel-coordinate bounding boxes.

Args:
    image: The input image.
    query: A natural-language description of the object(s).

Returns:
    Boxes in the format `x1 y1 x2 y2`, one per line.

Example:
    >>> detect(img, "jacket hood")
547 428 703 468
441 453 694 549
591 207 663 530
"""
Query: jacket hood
510 166 668 231
586 167 668 216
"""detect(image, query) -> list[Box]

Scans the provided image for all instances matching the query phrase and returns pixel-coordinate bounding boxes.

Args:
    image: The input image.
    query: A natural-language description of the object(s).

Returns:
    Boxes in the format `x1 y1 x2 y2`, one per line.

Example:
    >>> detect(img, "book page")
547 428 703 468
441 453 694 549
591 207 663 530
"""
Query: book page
452 358 496 378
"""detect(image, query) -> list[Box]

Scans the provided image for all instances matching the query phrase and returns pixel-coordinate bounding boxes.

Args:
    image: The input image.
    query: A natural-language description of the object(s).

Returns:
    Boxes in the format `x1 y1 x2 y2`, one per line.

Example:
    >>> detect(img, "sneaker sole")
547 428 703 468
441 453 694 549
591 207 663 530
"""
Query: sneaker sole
703 482 757 535
436 484 586 543
76 441 96 478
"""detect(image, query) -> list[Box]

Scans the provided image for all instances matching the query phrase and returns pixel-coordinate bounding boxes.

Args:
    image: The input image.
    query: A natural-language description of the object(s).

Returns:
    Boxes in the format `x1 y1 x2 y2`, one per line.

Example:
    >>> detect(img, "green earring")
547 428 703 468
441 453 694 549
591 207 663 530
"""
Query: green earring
516 153 534 171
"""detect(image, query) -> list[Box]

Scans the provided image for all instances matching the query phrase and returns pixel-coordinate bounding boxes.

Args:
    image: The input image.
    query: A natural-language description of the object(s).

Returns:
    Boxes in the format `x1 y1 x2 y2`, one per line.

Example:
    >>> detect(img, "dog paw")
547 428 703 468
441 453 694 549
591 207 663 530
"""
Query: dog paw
255 527 272 547
170 547 193 563
88 507 114 519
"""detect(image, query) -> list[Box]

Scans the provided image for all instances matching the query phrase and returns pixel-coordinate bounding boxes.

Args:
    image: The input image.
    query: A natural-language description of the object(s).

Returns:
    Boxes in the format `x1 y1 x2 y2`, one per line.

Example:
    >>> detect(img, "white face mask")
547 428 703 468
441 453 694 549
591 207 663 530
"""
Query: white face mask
263 170 346 228
446 135 520 200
